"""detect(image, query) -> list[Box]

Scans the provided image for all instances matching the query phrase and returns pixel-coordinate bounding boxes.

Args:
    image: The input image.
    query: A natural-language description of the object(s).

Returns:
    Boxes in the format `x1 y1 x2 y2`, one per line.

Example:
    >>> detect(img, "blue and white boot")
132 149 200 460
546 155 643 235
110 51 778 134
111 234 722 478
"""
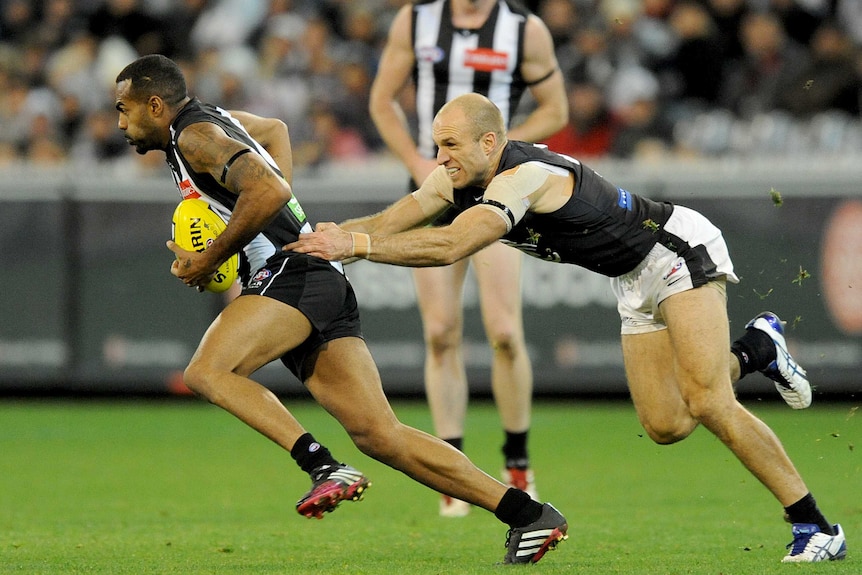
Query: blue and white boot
782 523 846 562
746 312 812 409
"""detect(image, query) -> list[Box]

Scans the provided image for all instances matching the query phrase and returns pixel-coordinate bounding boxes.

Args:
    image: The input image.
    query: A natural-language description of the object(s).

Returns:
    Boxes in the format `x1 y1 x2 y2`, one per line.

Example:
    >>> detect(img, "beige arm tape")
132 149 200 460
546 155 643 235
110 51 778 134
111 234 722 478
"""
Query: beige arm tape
482 163 551 227
350 232 371 258
410 166 454 218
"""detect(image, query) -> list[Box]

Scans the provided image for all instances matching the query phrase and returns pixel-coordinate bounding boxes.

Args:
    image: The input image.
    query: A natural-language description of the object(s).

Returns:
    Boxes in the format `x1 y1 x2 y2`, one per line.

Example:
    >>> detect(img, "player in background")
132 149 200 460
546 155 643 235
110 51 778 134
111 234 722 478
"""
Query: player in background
114 54 568 565
369 0 568 516
285 93 840 564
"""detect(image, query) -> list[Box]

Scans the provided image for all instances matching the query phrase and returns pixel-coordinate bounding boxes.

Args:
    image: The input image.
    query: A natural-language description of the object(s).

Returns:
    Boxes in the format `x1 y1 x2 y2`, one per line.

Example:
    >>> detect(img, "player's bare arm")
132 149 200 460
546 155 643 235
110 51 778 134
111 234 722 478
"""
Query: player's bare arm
505 15 568 143
340 193 439 236
369 4 437 184
286 204 507 267
167 122 292 288
230 111 294 184
341 164 456 236
282 169 451 262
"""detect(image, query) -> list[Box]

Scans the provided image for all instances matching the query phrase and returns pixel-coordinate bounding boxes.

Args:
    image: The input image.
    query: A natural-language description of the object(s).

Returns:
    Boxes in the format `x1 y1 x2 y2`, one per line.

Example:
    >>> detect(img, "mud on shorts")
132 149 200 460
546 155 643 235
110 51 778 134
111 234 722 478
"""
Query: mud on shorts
611 205 740 335
242 252 363 381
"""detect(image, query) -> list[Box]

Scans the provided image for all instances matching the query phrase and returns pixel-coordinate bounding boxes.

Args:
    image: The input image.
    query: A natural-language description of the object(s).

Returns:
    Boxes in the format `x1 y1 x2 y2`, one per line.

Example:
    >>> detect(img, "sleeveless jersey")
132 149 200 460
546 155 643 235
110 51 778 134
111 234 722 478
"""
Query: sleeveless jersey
452 141 676 277
165 98 320 283
412 0 529 157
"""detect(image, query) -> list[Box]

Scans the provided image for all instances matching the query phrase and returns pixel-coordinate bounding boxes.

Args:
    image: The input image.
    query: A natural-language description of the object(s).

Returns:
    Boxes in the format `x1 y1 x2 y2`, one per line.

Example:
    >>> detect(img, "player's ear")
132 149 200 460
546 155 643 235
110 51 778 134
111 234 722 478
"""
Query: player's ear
481 131 497 154
148 95 165 117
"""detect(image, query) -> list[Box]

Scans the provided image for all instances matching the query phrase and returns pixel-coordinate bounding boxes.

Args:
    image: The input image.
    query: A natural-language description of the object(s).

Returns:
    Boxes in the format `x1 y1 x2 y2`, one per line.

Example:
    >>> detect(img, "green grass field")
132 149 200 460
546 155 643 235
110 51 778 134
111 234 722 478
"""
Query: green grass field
0 397 858 574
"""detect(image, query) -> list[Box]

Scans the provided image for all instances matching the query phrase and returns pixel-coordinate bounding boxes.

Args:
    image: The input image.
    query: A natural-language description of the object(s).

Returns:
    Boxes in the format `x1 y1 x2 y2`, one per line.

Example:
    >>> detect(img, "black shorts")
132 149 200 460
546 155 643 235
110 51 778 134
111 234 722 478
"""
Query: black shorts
243 252 363 381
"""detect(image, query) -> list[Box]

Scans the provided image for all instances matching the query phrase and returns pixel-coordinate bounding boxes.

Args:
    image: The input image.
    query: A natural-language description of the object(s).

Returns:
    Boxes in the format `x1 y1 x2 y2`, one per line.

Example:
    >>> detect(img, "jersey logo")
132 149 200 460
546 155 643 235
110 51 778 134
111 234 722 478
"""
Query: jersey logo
617 188 632 210
416 45 445 63
286 195 307 223
179 179 201 199
252 269 272 282
249 268 272 289
464 48 509 72
662 259 684 281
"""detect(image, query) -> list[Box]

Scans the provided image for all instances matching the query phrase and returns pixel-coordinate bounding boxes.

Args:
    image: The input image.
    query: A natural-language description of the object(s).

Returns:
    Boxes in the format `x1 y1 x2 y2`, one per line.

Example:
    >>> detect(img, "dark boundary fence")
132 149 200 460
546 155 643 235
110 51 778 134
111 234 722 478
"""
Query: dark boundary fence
2 160 861 399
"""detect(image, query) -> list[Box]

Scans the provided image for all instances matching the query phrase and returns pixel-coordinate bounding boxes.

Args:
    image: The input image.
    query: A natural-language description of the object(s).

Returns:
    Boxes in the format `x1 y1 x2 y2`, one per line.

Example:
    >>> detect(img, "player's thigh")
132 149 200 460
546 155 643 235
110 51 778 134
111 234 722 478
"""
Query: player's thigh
661 286 732 391
192 295 313 376
472 242 524 335
412 261 469 334
622 329 690 427
660 286 737 418
303 336 399 435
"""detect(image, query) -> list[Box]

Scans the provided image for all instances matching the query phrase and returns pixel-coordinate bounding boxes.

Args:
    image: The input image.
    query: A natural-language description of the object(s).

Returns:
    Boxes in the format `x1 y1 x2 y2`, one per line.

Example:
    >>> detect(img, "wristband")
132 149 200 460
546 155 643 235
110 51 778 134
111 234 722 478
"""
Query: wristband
350 232 372 258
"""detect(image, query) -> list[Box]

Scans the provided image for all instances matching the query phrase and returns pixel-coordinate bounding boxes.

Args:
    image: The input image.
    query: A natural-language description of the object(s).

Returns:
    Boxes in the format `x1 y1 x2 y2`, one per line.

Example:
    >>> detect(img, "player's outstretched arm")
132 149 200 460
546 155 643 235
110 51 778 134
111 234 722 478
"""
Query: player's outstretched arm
340 193 436 236
286 205 507 267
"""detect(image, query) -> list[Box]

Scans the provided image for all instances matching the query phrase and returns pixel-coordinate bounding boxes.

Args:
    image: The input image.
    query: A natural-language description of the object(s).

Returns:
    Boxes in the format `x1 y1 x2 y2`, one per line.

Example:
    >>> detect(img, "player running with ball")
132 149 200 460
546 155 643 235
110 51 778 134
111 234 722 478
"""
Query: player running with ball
114 54 567 565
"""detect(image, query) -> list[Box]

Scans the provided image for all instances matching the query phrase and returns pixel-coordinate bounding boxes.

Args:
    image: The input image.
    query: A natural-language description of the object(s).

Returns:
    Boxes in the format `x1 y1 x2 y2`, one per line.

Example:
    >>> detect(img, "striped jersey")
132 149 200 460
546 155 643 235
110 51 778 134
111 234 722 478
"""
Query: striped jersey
165 98 319 283
412 0 529 157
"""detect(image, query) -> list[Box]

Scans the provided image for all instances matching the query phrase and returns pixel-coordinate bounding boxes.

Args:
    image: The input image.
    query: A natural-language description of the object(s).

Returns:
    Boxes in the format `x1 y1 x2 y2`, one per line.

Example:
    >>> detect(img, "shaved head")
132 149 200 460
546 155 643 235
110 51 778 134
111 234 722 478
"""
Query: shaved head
431 93 509 188
436 93 506 143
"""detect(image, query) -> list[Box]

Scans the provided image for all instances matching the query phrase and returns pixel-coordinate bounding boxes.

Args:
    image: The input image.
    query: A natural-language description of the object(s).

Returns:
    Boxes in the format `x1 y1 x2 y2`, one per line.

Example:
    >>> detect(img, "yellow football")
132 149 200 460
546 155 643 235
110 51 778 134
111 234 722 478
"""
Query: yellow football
171 198 240 293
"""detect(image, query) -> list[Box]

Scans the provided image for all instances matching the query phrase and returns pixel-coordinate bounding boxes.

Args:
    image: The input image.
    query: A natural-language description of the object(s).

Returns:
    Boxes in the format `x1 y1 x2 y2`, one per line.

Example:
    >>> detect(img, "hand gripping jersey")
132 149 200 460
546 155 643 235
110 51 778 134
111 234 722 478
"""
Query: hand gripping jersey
164 99 328 284
453 141 676 278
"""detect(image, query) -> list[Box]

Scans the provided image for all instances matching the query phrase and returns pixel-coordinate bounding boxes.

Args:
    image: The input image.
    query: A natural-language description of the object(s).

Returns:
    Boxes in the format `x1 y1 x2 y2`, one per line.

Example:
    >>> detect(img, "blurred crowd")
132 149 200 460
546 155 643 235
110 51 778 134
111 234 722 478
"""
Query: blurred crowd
1 0 861 172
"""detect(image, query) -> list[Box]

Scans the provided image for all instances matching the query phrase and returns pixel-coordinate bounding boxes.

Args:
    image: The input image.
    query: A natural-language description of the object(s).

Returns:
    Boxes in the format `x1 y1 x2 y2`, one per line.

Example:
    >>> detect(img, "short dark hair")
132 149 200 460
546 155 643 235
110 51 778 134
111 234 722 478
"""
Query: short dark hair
115 54 187 106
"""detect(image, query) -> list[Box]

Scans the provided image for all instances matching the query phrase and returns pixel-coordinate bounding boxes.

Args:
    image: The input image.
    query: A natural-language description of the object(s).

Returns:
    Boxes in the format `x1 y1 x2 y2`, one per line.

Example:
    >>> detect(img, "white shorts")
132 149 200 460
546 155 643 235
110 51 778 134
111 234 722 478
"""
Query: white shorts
611 205 739 335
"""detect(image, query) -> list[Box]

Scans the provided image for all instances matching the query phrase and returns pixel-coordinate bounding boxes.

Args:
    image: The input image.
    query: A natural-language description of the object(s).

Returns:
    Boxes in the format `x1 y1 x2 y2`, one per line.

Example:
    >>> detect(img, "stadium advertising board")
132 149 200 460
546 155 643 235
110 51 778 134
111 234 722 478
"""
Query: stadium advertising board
1 168 860 396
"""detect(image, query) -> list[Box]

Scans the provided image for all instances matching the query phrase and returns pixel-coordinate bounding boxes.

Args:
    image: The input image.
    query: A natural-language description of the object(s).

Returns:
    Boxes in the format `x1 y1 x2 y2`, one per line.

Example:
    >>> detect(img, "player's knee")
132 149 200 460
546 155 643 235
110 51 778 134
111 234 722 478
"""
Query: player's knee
182 361 219 401
644 427 688 445
641 419 695 445
182 363 204 393
348 422 400 462
684 396 738 441
488 330 523 358
424 327 462 358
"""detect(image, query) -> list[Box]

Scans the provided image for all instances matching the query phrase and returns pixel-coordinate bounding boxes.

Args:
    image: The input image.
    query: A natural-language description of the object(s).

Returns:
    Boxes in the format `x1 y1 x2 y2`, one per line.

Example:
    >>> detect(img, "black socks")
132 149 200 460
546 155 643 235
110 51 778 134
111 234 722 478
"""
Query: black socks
503 430 529 469
446 433 532 469
494 487 543 527
444 431 530 469
731 326 776 377
784 493 835 535
290 432 338 475
442 437 463 452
